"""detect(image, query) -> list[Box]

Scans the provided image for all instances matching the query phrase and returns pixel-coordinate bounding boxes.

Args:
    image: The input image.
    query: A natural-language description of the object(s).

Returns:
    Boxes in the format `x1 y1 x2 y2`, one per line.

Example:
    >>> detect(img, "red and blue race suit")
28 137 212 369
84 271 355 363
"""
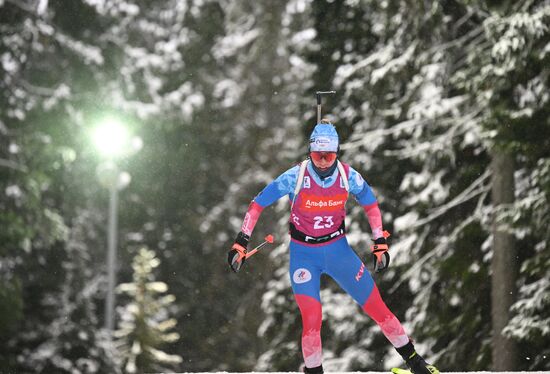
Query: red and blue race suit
240 161 409 368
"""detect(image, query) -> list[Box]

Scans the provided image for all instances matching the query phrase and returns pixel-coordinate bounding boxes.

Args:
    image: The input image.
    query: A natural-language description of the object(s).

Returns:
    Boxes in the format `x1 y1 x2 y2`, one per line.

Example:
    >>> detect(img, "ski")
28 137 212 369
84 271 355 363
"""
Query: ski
391 367 440 374
391 368 412 374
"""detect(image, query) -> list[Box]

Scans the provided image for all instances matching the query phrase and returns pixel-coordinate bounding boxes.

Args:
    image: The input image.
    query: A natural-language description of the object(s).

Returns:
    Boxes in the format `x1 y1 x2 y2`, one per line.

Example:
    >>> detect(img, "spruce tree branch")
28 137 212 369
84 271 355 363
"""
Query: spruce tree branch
0 158 28 172
19 79 59 97
389 189 489 294
422 23 485 58
4 0 36 14
388 170 492 294
343 105 482 155
409 170 492 229
452 9 478 35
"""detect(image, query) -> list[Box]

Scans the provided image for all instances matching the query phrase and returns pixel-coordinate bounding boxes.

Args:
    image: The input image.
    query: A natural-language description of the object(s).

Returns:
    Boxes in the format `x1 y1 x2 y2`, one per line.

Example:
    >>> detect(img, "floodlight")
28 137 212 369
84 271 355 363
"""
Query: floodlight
92 119 130 158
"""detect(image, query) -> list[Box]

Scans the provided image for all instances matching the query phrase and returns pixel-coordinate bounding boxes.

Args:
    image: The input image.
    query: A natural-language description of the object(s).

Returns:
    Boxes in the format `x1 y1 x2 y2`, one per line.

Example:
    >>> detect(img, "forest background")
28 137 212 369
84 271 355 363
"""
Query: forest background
1 0 549 373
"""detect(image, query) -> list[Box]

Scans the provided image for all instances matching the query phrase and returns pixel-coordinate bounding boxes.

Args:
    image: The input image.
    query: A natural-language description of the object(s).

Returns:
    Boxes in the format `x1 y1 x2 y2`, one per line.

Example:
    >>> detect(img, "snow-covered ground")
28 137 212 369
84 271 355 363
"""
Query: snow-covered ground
179 372 550 374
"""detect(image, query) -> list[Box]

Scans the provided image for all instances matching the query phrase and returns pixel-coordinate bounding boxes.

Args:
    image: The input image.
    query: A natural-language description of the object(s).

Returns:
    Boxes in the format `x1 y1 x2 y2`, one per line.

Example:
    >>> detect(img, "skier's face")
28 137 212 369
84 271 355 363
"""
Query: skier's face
310 151 337 170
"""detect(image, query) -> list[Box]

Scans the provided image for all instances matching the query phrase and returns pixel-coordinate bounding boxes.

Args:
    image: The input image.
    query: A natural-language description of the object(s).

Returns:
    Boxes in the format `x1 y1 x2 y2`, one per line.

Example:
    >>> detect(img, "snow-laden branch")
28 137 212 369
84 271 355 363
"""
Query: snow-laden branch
199 166 276 235
342 105 482 157
389 190 489 294
389 169 492 294
18 79 58 96
409 169 491 229
0 158 28 172
53 30 104 66
4 0 36 14
422 23 485 59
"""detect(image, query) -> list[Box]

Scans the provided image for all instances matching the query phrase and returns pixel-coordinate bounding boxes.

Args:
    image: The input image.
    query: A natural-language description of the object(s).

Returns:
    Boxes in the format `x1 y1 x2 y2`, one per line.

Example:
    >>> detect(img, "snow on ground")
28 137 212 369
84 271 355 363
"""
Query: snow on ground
178 372 550 374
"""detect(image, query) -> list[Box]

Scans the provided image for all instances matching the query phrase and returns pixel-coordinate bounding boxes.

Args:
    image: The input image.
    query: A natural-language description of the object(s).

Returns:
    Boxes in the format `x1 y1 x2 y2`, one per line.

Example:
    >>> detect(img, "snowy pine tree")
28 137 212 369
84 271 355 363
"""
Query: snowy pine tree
115 247 182 373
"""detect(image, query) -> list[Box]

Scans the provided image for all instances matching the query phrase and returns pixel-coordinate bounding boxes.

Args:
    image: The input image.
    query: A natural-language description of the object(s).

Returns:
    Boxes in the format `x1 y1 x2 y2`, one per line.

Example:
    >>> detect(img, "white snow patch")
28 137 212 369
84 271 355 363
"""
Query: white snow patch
394 212 419 232
214 28 260 59
291 28 317 48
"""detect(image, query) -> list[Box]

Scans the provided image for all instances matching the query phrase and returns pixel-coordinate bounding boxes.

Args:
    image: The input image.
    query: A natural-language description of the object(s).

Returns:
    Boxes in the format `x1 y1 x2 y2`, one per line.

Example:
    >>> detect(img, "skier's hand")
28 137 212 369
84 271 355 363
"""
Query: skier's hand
228 232 249 272
370 231 390 273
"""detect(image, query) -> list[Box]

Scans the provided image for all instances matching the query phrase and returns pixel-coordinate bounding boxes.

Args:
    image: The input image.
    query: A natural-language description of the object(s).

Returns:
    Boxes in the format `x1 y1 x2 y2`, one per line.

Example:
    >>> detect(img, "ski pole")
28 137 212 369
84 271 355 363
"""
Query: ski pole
316 90 336 123
245 234 274 259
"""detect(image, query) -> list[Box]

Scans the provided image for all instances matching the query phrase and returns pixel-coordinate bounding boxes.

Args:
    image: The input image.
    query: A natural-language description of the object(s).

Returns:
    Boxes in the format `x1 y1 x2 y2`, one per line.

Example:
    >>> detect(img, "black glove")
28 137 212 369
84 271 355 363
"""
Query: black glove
228 232 249 272
370 236 390 273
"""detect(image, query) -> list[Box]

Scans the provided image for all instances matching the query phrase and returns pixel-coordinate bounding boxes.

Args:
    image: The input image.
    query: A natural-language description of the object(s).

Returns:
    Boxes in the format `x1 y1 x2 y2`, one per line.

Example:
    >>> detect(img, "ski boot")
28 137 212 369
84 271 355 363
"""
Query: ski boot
395 341 439 374
302 364 323 374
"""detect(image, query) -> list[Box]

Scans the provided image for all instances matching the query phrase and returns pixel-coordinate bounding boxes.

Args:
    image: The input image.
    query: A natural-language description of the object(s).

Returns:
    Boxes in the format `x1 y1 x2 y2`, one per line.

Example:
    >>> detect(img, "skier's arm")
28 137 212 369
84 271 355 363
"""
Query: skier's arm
228 166 298 272
348 167 390 272
363 202 384 240
348 167 384 239
240 165 299 237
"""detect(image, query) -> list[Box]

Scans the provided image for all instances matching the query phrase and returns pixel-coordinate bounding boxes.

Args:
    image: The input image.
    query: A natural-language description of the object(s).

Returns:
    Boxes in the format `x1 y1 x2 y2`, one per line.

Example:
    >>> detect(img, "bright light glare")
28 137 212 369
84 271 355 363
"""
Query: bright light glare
92 120 129 157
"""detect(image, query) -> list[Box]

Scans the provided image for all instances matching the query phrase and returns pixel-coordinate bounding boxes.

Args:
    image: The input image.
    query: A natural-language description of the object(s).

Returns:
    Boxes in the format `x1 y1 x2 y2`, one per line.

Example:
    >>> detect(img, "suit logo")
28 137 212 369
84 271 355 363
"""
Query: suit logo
355 263 365 281
299 193 347 212
293 268 312 284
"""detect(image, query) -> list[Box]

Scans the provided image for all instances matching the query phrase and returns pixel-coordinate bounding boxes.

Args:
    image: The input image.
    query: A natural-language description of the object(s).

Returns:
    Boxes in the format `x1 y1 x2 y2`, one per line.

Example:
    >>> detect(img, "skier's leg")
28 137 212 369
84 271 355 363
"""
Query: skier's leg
290 240 324 372
295 294 323 370
324 238 409 347
362 276 439 373
361 285 409 348
325 239 439 374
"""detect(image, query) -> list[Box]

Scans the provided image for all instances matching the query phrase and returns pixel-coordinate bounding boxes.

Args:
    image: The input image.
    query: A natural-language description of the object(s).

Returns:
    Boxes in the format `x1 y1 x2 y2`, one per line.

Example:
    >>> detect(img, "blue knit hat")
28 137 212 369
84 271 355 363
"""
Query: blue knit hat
309 122 339 152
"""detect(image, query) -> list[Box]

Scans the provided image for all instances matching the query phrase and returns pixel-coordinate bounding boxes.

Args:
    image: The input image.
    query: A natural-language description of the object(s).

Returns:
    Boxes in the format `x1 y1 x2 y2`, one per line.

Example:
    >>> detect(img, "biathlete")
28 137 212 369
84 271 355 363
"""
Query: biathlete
228 120 439 374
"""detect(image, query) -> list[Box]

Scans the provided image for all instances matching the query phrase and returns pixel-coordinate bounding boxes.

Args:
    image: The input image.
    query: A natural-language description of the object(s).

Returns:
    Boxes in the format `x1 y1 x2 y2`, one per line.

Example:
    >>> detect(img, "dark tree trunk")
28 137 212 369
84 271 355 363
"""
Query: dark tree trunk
490 149 518 370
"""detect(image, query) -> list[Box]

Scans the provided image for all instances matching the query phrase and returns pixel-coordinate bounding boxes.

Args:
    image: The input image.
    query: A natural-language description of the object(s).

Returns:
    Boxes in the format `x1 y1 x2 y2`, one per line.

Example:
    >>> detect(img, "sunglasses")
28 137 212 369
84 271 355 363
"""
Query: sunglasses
310 152 337 164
